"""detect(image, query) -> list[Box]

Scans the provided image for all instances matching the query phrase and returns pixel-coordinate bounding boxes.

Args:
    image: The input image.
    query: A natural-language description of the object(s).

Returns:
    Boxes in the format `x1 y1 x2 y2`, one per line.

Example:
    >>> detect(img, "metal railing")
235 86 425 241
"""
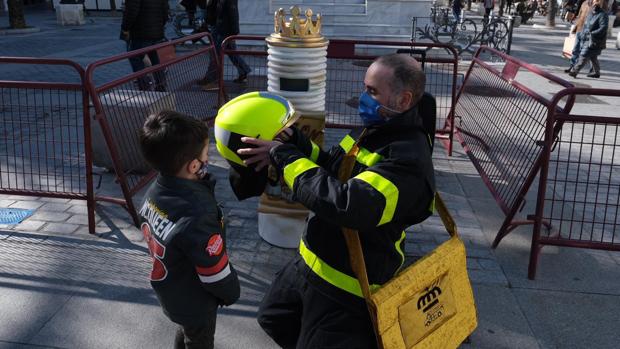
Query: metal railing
529 88 620 278
0 57 96 233
85 33 220 225
454 46 575 251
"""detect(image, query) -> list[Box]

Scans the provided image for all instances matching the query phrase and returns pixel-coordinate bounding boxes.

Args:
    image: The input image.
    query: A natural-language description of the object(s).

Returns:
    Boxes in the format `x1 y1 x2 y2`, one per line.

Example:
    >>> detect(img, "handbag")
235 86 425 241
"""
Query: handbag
338 137 478 349
562 34 576 58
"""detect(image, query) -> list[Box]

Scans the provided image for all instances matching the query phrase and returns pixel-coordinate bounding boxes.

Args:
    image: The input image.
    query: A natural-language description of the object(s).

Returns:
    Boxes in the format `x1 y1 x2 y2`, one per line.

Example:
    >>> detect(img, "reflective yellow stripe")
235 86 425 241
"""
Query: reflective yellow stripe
429 195 436 213
354 171 399 226
339 135 382 167
356 148 383 167
395 230 406 267
299 239 381 297
339 135 355 153
310 141 320 162
283 158 319 189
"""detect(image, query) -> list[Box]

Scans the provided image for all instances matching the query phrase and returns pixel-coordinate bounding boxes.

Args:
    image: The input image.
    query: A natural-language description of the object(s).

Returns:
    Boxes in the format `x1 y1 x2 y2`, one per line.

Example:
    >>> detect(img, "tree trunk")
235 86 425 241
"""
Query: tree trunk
499 0 506 16
546 0 557 27
7 0 27 29
109 0 116 13
467 0 472 11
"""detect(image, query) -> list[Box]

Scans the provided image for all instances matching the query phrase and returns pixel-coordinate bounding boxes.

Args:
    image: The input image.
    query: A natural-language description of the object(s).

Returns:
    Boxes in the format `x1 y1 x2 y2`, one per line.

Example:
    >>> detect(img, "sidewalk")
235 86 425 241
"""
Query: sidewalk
1 8 620 349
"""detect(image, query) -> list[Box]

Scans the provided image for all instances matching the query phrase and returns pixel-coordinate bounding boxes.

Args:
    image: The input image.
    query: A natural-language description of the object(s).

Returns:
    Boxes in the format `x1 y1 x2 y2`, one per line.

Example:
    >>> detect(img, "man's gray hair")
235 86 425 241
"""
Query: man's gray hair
374 54 426 105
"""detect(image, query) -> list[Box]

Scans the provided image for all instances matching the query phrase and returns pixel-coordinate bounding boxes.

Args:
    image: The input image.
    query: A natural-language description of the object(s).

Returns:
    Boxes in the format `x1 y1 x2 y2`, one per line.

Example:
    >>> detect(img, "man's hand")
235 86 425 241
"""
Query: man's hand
237 137 282 172
120 30 131 42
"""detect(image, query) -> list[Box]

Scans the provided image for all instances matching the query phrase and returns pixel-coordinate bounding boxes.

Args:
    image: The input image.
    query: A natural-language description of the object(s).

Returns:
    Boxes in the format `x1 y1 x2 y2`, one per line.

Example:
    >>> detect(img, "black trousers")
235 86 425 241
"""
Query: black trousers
257 256 378 349
174 321 216 349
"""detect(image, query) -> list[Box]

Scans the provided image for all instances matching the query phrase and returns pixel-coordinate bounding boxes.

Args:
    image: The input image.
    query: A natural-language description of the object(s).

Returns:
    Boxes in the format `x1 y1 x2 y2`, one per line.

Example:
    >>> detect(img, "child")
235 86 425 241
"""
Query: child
138 110 240 349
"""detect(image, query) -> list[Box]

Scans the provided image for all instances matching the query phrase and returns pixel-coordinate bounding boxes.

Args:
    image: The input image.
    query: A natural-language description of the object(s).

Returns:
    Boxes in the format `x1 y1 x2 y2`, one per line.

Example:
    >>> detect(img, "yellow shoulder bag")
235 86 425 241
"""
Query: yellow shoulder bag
338 137 478 349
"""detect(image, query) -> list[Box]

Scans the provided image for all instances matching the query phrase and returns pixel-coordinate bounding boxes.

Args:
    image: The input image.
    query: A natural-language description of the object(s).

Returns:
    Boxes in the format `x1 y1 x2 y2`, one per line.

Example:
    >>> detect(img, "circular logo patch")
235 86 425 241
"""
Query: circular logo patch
206 234 223 256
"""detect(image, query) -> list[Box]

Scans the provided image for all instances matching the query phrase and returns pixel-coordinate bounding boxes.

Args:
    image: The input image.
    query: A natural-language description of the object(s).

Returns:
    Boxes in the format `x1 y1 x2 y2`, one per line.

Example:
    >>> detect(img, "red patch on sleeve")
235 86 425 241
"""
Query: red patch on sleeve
206 234 224 256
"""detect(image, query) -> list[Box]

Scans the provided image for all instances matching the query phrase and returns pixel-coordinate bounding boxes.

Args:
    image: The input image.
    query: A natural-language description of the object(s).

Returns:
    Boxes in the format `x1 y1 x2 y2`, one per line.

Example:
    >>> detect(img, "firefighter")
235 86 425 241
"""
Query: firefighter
229 53 436 348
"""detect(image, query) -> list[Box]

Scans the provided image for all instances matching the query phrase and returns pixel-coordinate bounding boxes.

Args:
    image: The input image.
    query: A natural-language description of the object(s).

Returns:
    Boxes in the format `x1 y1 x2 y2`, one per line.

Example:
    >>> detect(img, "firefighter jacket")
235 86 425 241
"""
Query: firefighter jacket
269 105 436 309
139 174 240 326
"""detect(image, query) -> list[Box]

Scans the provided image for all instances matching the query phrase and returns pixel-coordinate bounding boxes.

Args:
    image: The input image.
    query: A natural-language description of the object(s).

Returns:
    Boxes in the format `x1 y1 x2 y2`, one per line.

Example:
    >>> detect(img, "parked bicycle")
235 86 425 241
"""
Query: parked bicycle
167 2 208 44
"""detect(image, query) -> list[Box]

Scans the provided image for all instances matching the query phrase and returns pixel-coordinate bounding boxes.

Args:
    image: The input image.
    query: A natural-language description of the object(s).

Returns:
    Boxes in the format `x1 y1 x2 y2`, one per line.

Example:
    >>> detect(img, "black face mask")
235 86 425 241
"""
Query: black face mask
195 159 209 179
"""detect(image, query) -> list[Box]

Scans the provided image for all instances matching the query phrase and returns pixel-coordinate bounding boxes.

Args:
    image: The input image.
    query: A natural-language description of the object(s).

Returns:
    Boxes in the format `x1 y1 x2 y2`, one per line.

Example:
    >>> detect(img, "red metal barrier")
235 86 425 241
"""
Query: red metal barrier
219 36 459 153
529 88 620 279
0 58 96 233
85 33 221 225
454 46 575 249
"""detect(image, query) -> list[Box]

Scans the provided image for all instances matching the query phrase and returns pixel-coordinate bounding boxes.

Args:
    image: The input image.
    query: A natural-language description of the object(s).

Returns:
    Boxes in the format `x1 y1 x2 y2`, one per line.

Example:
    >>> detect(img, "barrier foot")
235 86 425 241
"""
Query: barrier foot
527 241 543 280
456 127 490 151
492 220 534 248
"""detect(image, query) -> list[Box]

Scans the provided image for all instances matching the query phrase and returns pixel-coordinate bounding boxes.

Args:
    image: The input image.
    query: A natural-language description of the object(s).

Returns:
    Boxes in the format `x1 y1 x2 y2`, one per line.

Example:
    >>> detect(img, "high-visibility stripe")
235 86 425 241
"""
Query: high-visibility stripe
197 264 231 283
429 195 435 213
354 171 399 226
339 135 355 153
339 135 382 167
283 158 319 189
299 239 381 298
356 148 383 167
395 230 406 267
310 141 320 162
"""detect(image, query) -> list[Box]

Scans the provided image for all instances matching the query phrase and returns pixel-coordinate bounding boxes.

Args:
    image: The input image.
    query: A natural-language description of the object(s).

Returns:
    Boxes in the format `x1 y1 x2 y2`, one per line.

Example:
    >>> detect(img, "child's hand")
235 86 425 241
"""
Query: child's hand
237 137 282 172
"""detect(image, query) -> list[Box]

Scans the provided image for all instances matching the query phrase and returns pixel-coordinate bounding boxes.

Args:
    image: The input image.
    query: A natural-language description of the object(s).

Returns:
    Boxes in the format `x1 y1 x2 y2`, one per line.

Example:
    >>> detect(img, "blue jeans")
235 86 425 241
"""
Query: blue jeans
570 31 583 67
206 29 251 81
453 8 462 23
127 39 167 90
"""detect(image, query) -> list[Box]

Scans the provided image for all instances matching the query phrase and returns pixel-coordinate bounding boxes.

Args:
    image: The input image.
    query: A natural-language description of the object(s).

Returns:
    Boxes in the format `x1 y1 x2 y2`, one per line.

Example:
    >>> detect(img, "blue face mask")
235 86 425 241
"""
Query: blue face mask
358 91 399 126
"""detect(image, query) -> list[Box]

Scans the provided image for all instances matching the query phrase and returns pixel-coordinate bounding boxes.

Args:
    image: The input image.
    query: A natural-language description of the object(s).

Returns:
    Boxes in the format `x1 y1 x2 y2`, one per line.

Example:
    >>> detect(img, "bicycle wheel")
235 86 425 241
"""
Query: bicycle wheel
173 13 195 38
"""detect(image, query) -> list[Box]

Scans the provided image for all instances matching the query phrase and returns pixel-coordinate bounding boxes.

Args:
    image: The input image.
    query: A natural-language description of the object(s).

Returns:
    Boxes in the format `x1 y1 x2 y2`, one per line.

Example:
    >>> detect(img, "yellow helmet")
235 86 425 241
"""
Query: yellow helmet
214 91 300 167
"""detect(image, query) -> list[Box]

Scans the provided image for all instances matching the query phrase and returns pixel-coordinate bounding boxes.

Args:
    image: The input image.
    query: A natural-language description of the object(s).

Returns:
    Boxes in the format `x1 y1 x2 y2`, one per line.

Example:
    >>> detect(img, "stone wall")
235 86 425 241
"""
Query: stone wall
239 0 432 41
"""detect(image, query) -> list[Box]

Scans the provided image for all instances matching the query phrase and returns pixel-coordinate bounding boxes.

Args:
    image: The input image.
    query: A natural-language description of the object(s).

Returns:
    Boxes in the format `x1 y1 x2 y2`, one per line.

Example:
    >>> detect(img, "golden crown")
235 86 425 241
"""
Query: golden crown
274 6 322 38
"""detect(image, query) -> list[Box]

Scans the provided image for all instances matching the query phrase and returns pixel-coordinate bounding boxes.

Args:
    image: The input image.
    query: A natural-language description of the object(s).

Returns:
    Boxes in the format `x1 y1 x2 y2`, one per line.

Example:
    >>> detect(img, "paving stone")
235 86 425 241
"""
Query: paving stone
465 247 493 258
38 203 70 212
120 226 144 243
40 222 79 235
9 200 44 210
0 199 16 207
467 269 509 286
66 215 91 225
6 195 40 201
65 205 88 215
15 220 46 232
37 197 71 204
478 258 503 271
68 199 88 206
466 257 482 270
31 211 71 223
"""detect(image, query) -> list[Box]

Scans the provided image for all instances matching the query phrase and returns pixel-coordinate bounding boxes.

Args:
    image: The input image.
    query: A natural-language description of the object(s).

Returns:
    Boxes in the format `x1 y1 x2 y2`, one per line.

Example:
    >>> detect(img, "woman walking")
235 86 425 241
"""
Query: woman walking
568 0 609 78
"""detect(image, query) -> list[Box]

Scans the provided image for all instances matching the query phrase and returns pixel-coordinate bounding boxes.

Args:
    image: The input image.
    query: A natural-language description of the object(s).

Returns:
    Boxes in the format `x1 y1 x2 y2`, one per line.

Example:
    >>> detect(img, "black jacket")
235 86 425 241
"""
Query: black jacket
121 0 169 41
139 175 240 326
582 6 609 53
269 106 436 310
206 0 241 36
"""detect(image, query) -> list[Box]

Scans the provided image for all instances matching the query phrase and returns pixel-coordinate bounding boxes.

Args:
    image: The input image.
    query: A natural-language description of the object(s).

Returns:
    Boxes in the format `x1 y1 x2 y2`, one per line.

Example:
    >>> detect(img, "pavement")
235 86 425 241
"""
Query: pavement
1 6 620 349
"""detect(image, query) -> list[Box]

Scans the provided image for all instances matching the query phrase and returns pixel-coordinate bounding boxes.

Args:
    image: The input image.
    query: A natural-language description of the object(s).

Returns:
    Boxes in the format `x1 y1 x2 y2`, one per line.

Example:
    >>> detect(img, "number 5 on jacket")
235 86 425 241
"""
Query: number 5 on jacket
141 222 168 281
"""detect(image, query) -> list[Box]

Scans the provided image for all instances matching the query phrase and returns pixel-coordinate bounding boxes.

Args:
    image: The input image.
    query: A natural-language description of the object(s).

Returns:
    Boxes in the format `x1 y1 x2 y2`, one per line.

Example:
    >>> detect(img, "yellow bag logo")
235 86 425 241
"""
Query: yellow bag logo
399 273 456 347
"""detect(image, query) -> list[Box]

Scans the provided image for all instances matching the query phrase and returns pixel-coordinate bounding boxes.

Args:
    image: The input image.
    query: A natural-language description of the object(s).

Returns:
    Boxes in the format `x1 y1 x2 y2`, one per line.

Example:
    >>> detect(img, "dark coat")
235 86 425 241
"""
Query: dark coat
121 0 169 41
139 175 240 326
206 0 240 36
581 6 609 55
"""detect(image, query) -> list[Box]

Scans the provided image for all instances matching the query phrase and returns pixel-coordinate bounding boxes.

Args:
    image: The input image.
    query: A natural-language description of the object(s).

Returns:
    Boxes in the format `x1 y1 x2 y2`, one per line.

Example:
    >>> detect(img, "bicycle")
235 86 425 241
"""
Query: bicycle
167 4 208 44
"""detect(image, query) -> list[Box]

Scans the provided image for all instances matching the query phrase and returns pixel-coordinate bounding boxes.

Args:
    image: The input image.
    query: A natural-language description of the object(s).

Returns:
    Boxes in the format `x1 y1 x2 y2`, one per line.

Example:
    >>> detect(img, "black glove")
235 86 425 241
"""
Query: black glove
119 30 130 42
